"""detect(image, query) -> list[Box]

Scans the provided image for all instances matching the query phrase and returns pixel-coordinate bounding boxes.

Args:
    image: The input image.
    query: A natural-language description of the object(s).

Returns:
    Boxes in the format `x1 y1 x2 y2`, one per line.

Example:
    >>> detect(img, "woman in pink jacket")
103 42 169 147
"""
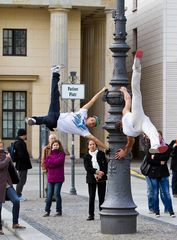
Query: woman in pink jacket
43 140 65 217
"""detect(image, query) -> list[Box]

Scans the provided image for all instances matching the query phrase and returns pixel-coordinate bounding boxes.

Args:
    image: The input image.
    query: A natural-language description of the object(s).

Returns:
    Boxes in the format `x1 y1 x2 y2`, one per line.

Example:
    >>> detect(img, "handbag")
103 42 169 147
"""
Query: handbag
140 155 151 176
8 160 20 184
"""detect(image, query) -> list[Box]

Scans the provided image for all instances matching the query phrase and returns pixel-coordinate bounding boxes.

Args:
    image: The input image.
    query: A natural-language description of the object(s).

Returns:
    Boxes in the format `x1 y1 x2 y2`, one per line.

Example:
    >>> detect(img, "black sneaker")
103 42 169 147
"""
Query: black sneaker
170 212 176 218
155 212 160 218
43 212 50 217
86 215 94 221
54 211 62 217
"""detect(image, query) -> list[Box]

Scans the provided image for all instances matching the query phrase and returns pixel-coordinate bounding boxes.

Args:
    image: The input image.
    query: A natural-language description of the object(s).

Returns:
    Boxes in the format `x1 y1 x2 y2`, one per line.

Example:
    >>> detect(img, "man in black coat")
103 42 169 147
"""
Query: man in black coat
13 128 32 201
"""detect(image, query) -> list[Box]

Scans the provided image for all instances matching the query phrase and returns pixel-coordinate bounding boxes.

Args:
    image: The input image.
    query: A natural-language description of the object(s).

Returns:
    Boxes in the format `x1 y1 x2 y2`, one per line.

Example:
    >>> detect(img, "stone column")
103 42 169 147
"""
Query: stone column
49 7 69 151
49 7 69 66
92 18 106 141
80 22 95 153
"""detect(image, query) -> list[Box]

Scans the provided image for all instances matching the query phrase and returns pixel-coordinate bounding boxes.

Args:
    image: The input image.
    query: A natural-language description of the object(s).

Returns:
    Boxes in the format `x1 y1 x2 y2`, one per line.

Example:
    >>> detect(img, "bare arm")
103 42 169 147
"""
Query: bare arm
86 134 109 150
82 87 106 110
115 136 135 159
120 86 131 116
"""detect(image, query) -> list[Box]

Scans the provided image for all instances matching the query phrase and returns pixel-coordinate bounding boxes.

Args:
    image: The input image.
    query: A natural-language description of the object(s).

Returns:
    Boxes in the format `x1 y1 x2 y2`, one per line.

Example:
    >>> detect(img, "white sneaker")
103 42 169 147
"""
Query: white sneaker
18 196 27 202
51 65 65 74
25 117 36 125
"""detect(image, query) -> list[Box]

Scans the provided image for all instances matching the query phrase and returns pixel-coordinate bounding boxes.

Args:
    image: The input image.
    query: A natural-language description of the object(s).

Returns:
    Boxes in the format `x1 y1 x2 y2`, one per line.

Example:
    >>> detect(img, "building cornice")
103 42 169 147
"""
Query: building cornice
0 75 39 81
0 0 107 8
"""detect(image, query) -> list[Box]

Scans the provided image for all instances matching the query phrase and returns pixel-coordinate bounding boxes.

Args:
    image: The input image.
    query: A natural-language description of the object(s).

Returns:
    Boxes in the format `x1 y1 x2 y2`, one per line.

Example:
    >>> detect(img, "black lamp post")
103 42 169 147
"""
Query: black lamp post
100 0 138 234
69 71 77 195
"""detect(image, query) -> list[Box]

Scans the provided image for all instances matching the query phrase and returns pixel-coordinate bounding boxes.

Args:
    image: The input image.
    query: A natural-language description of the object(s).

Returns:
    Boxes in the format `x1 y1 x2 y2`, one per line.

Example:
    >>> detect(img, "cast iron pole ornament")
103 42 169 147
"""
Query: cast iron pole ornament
100 0 138 234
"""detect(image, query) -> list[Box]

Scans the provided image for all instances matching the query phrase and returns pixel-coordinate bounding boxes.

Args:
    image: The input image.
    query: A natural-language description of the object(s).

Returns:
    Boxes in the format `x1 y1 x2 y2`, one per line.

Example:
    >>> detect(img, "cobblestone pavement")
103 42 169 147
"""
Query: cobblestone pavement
3 161 177 240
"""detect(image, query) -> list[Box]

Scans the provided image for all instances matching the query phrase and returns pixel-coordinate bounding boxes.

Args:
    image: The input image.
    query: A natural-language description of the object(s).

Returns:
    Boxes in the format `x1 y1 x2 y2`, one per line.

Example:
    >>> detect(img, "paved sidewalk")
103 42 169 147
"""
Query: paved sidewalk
2 160 177 240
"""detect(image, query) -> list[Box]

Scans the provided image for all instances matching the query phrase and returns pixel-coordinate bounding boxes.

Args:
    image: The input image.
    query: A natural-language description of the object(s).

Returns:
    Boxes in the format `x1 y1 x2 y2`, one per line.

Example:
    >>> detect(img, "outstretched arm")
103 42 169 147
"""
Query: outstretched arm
82 87 106 110
120 86 131 116
115 136 135 159
86 134 109 151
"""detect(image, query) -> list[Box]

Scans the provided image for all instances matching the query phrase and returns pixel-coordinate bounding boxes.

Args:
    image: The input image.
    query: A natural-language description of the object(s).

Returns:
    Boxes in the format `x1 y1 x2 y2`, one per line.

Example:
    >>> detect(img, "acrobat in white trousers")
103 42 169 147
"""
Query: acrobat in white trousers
131 57 160 151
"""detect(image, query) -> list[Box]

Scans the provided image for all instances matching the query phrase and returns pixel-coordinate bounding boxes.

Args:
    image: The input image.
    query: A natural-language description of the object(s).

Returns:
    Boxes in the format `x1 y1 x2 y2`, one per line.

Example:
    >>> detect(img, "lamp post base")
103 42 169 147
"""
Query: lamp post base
100 209 138 234
69 188 77 195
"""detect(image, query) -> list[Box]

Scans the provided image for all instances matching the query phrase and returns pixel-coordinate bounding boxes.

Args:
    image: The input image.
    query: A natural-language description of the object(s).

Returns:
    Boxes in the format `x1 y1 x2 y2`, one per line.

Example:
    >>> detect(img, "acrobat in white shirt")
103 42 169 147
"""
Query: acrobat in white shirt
120 50 168 154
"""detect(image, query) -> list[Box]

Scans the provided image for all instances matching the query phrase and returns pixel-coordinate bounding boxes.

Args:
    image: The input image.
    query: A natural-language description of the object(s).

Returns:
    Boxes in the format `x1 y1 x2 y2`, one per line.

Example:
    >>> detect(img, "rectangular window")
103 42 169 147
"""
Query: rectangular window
3 29 27 56
133 0 138 12
132 28 137 56
2 91 27 139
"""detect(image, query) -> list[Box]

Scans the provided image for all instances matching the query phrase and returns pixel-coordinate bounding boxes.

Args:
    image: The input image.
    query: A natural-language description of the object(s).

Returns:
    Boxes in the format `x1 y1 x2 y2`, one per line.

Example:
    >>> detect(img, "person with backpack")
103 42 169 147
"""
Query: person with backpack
13 128 32 201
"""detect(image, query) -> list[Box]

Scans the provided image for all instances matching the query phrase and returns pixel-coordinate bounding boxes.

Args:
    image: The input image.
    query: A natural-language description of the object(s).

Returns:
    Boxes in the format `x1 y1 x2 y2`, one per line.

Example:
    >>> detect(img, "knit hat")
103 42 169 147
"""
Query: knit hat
17 128 27 136
92 116 100 127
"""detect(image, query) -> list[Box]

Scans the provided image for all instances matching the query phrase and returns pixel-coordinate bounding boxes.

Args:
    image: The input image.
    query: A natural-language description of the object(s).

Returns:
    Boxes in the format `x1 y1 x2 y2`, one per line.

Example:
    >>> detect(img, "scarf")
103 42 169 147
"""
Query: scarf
89 149 100 171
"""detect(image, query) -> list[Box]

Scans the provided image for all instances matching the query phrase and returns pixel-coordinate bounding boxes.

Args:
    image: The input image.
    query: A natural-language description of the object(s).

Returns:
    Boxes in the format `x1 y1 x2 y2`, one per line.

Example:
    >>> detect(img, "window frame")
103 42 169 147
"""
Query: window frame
3 28 27 56
132 0 138 12
2 91 27 140
132 28 138 56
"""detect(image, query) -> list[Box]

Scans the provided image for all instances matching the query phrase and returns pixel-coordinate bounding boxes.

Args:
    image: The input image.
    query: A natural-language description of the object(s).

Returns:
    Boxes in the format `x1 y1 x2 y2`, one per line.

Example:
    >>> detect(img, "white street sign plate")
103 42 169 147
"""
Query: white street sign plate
61 84 85 99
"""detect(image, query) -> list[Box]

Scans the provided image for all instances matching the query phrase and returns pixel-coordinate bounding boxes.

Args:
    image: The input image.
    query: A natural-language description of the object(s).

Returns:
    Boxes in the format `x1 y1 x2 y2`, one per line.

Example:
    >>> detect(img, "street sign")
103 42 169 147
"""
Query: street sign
61 83 85 99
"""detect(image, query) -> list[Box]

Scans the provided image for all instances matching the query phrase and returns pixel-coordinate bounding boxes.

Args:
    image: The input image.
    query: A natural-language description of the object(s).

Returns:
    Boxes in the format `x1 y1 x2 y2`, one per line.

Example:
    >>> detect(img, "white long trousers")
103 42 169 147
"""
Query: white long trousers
131 58 160 149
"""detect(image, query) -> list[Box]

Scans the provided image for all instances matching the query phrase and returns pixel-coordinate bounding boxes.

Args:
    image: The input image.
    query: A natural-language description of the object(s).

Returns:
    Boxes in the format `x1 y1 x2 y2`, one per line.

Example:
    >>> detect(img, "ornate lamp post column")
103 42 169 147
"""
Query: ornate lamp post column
69 71 77 195
100 0 138 234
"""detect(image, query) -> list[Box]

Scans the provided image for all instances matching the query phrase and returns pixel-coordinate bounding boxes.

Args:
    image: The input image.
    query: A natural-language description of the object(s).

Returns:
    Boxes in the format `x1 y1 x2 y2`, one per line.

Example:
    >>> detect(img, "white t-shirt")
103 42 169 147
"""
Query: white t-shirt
57 108 91 137
122 112 141 137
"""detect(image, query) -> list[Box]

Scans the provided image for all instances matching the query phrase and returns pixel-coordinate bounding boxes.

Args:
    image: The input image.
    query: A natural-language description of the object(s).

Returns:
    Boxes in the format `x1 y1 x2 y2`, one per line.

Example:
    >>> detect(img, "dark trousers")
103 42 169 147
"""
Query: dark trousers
88 181 106 217
32 73 60 129
172 170 177 195
16 170 28 197
0 208 1 230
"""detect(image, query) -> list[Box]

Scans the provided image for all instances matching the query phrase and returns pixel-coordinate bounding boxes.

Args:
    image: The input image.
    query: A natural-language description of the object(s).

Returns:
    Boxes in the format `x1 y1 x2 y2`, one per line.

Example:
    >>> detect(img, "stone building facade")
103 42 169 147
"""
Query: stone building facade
1 0 177 158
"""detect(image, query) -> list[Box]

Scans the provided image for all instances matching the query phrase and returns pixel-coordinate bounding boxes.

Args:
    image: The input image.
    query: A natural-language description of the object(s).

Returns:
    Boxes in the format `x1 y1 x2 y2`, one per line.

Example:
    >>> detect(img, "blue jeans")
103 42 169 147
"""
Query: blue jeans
146 176 168 212
172 171 177 195
45 182 63 213
32 73 60 129
150 177 174 214
0 186 20 225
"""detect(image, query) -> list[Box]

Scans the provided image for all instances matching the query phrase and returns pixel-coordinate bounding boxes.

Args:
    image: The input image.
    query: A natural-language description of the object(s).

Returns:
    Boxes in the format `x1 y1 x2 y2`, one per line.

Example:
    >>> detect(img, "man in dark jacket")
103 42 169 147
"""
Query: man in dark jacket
14 128 32 201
